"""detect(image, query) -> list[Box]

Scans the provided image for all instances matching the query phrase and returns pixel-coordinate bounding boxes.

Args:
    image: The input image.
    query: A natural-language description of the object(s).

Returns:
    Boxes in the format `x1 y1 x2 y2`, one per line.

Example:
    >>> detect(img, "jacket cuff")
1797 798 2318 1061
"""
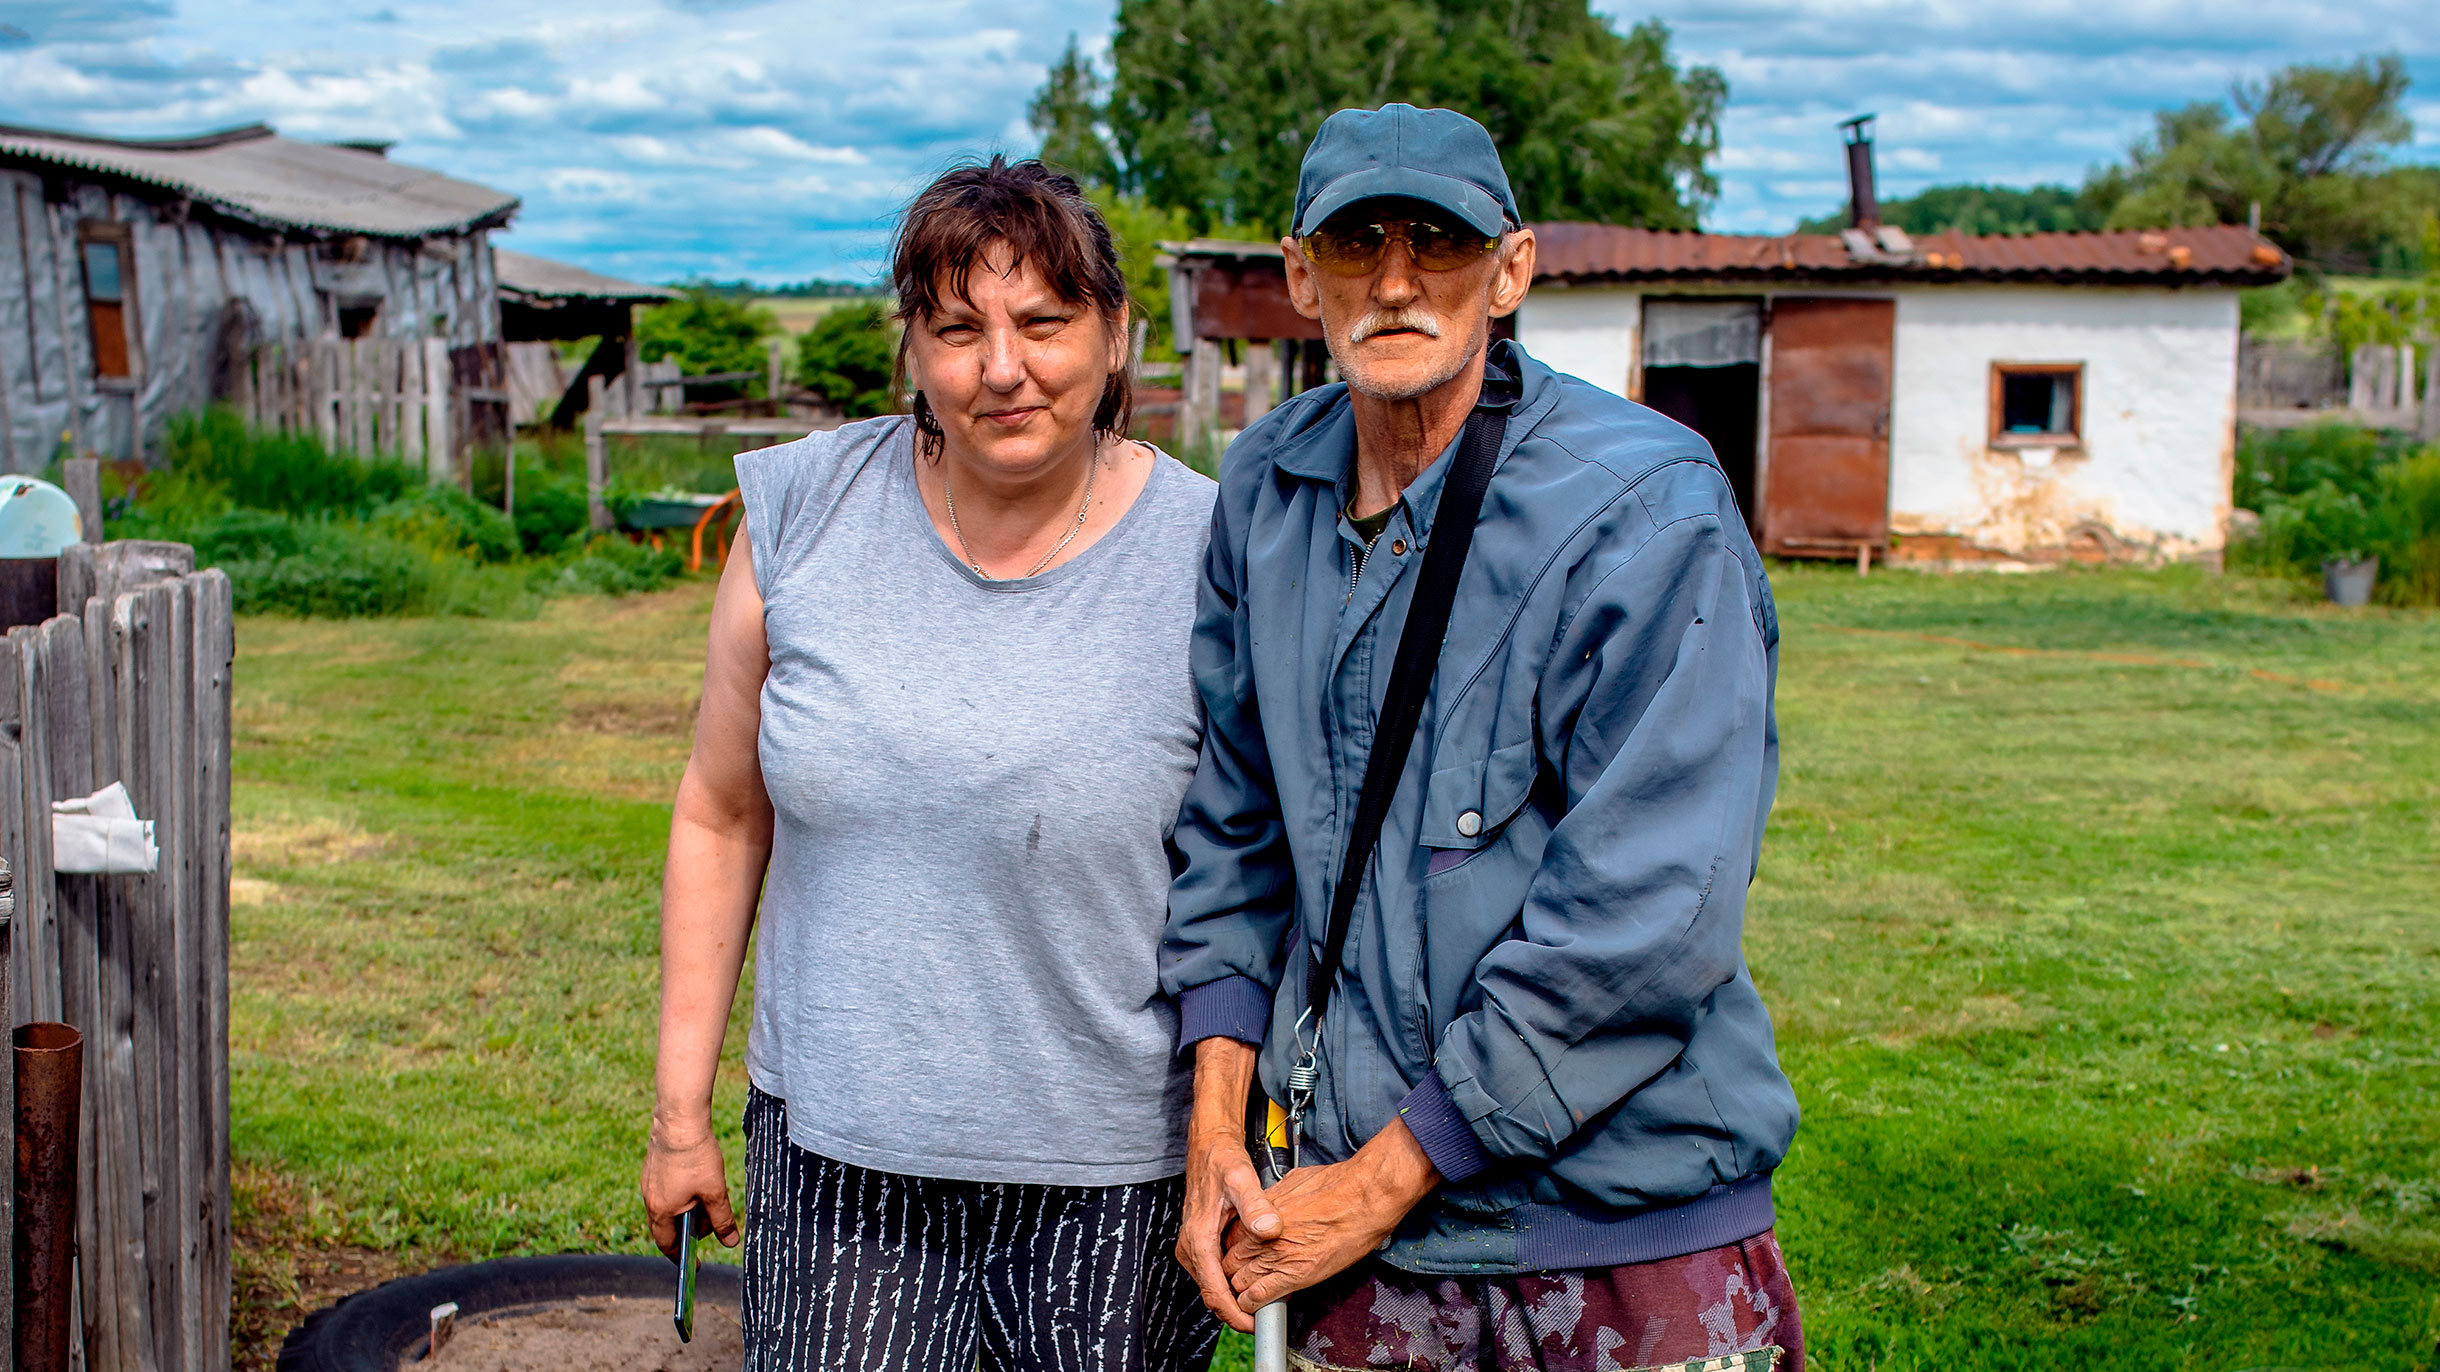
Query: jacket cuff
1397 1069 1493 1184
1177 976 1271 1052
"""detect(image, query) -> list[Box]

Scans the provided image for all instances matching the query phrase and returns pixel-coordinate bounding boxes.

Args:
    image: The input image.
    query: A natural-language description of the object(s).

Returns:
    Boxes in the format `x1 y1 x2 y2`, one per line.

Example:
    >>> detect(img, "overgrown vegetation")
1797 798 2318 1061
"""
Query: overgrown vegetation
2229 423 2440 604
223 568 2438 1370
636 287 780 401
111 410 685 618
794 301 896 416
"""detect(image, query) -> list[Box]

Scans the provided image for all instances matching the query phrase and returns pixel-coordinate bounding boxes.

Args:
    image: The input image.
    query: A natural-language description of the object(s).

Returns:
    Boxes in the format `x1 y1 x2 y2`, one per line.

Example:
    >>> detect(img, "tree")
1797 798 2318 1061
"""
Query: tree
796 302 898 418
1030 36 1122 191
1029 0 1724 234
637 287 779 397
2092 55 2431 271
1797 183 2112 237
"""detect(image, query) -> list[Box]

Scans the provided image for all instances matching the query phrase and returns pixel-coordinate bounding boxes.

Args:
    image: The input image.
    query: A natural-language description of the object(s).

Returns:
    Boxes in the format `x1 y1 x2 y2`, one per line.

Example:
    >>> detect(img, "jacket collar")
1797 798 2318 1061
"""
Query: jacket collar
1270 339 1551 537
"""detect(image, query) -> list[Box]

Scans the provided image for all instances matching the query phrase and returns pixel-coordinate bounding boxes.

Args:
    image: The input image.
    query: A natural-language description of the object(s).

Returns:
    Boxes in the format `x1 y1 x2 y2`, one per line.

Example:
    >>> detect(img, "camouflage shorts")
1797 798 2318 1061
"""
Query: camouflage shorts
1286 1229 1800 1372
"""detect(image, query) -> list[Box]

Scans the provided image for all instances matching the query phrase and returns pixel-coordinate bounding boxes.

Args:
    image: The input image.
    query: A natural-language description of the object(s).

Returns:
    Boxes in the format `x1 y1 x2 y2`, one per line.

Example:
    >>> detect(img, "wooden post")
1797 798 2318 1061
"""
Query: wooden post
190 571 234 1372
766 337 785 417
1191 337 1224 453
424 339 452 485
401 341 426 469
2422 347 2439 442
64 459 103 545
585 375 611 533
1242 339 1275 428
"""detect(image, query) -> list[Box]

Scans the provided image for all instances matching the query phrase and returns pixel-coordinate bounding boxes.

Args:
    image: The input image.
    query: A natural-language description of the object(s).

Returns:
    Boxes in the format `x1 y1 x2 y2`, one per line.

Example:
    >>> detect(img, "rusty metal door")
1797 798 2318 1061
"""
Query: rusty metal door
1763 297 1893 556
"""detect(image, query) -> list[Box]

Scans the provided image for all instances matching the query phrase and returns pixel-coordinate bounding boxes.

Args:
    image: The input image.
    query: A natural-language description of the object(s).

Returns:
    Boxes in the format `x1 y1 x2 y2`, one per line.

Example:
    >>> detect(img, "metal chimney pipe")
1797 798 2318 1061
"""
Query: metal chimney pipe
1840 114 1880 229
14 1022 83 1372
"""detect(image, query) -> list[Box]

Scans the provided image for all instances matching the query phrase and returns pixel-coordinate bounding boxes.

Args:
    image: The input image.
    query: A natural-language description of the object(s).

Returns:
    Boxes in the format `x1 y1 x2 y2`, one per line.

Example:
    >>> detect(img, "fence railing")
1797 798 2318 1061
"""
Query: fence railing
2 542 233 1372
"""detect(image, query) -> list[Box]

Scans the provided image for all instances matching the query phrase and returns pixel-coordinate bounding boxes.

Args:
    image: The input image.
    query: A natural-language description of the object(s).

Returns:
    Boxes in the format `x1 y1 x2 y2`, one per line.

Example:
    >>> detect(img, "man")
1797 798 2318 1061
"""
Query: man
1162 105 1804 1372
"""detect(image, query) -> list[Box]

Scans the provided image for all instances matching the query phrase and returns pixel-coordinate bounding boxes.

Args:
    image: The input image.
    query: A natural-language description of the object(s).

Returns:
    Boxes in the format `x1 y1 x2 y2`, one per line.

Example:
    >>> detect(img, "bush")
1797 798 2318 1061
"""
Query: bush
797 302 896 416
2232 423 2440 604
638 288 778 401
545 536 685 596
114 410 693 618
371 485 519 563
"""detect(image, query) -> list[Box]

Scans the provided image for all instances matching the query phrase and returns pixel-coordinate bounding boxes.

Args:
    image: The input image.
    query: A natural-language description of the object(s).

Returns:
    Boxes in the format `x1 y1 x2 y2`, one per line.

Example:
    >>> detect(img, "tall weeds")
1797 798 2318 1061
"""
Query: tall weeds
111 411 684 618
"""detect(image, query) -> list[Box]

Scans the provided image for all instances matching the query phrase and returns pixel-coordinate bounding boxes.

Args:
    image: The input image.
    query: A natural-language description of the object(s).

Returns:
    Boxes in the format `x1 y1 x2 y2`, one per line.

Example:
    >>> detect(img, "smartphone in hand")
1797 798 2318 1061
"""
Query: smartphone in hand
672 1204 706 1343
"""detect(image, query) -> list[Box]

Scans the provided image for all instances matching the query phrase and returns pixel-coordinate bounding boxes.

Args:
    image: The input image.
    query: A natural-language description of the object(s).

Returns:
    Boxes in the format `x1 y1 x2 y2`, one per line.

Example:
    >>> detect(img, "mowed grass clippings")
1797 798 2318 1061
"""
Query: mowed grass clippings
225 566 2440 1371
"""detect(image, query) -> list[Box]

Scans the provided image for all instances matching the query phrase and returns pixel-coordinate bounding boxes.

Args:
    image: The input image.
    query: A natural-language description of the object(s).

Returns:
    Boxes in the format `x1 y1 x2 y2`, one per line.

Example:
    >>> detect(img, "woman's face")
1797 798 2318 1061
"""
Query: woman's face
906 245 1126 479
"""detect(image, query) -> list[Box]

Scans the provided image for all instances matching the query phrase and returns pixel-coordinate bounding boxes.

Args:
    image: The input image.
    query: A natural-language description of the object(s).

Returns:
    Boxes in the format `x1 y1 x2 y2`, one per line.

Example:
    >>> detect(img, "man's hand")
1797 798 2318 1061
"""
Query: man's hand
1221 1117 1438 1314
1177 1039 1283 1333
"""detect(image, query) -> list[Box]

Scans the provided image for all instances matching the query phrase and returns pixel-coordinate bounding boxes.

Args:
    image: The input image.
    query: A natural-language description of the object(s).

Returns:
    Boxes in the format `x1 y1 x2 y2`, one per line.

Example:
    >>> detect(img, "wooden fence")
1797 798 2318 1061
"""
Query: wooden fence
231 337 513 482
2 542 233 1372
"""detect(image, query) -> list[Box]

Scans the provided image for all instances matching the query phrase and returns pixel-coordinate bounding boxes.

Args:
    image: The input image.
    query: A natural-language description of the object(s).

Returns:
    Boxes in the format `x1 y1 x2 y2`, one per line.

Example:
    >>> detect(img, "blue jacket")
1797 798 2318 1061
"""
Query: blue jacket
1161 341 1799 1274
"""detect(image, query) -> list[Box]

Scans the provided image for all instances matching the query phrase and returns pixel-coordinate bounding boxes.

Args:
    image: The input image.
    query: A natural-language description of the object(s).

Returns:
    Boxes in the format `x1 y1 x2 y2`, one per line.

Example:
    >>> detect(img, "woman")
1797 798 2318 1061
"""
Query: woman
638 157 1221 1372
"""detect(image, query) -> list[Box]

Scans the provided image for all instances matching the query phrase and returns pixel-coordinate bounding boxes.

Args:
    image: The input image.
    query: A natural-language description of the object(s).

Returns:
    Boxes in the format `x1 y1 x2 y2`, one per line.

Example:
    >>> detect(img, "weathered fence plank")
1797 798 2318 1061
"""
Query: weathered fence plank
0 555 234 1372
191 570 234 1372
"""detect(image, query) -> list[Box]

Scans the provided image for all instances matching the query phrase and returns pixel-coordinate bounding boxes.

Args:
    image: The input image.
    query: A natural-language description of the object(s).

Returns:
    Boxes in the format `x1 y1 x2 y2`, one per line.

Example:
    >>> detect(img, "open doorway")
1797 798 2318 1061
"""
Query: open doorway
1639 298 1761 531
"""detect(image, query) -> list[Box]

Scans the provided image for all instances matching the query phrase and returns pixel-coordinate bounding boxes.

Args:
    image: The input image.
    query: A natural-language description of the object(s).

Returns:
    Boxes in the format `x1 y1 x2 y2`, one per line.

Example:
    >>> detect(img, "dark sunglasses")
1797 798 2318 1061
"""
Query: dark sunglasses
1299 216 1499 277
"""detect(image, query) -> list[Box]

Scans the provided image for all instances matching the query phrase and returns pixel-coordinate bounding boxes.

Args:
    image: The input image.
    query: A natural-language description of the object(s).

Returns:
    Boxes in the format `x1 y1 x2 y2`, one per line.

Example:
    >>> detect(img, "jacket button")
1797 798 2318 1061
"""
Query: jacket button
1391 538 1408 555
1456 810 1482 837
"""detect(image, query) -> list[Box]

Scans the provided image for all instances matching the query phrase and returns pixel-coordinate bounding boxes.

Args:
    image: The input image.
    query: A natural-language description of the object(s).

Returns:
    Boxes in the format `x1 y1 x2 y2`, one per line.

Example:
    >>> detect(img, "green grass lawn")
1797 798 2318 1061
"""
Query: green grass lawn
226 565 2439 1371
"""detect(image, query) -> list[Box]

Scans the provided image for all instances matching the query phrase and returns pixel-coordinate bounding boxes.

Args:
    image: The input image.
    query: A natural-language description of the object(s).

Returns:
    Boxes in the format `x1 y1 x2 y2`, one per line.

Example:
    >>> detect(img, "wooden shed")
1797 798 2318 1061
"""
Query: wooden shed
0 121 518 471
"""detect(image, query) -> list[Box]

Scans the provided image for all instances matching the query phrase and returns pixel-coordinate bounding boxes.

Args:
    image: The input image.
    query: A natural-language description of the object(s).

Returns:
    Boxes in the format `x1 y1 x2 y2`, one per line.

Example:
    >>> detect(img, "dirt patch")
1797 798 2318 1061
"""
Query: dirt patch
233 1165 446 1372
426 1296 742 1372
234 816 397 869
564 696 698 738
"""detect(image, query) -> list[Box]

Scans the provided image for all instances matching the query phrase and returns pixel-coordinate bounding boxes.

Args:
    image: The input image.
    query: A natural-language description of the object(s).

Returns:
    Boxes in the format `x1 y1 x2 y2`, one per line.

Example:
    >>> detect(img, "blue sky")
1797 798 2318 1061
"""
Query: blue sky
3 0 2437 285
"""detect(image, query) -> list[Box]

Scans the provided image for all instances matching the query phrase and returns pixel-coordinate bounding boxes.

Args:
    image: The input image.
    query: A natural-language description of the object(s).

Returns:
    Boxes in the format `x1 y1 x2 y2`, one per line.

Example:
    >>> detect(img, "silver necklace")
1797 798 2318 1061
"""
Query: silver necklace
945 435 1099 580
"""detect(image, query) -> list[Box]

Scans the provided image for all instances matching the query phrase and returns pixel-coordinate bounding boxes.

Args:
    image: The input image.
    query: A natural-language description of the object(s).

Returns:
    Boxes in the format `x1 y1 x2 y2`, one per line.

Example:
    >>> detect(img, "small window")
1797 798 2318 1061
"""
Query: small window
1991 363 2080 445
338 302 382 339
78 226 139 381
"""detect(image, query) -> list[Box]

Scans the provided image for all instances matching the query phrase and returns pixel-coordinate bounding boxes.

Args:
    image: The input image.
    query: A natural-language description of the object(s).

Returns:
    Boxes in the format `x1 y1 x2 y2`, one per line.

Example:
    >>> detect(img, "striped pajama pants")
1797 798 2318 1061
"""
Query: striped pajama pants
741 1087 1221 1372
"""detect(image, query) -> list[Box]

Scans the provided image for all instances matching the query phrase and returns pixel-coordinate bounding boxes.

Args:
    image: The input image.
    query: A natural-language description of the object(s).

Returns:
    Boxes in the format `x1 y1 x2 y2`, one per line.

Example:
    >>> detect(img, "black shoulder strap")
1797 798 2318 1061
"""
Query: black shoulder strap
1305 400 1508 1030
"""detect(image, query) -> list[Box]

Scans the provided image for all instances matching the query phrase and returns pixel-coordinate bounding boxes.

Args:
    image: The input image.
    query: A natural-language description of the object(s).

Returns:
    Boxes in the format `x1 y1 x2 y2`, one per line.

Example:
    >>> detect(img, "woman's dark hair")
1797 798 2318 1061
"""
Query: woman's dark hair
892 155 1133 458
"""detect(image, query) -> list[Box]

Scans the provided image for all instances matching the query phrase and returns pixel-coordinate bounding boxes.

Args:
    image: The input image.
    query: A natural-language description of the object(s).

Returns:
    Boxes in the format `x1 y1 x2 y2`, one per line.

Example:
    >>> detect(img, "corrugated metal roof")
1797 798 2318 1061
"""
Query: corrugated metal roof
0 122 519 239
495 249 676 305
1528 222 2289 287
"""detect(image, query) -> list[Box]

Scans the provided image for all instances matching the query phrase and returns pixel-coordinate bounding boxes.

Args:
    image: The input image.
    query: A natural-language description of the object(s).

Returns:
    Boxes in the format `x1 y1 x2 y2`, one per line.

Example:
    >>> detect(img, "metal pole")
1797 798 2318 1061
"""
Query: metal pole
14 1022 83 1372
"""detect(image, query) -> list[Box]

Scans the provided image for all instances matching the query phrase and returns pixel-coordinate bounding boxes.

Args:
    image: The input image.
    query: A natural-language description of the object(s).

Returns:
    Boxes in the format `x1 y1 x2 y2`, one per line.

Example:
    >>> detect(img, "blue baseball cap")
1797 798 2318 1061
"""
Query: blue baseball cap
1292 104 1519 238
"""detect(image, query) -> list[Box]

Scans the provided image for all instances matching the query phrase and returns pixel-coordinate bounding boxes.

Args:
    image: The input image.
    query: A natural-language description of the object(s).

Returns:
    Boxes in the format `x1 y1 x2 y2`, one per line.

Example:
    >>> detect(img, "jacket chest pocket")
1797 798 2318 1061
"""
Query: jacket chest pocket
1420 737 1538 872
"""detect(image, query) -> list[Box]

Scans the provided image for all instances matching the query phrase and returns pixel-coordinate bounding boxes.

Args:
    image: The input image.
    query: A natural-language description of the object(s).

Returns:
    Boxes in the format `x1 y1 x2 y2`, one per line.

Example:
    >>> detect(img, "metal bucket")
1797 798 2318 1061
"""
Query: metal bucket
2323 556 2379 607
14 1022 84 1372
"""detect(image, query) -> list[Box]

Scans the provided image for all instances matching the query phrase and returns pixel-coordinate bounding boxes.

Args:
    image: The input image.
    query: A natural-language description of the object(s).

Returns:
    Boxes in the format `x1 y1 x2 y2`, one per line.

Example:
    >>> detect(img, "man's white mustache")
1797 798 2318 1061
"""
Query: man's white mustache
1348 309 1442 346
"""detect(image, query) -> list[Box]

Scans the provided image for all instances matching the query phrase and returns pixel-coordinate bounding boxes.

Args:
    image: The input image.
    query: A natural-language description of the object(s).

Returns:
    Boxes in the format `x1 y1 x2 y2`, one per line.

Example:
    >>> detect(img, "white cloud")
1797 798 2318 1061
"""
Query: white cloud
1 0 2433 274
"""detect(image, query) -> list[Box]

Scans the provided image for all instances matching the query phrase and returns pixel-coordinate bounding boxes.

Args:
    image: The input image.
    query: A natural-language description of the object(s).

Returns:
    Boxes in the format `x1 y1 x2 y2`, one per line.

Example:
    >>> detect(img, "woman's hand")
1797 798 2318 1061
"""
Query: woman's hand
1176 1039 1283 1333
639 1111 741 1258
1219 1118 1437 1314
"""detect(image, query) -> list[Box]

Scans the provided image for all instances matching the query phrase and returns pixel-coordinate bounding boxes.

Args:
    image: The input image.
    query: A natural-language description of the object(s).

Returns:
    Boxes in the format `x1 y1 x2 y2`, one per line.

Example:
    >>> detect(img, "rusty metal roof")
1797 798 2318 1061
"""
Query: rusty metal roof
1528 222 2289 287
0 121 519 239
495 249 675 305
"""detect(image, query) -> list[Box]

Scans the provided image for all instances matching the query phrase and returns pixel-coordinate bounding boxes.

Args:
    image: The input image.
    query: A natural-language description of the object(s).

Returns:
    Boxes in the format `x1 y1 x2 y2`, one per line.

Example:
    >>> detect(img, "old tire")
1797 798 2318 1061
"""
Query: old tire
275 1253 741 1372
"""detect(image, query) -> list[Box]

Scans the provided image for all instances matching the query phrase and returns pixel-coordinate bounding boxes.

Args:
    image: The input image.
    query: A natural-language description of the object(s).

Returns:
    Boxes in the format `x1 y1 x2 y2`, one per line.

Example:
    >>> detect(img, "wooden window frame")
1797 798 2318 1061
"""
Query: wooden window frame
1988 361 2082 448
77 221 143 389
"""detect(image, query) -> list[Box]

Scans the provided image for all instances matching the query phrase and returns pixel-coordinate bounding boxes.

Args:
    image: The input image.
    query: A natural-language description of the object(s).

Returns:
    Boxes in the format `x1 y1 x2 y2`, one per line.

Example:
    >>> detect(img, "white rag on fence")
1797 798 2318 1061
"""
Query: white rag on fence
51 782 158 874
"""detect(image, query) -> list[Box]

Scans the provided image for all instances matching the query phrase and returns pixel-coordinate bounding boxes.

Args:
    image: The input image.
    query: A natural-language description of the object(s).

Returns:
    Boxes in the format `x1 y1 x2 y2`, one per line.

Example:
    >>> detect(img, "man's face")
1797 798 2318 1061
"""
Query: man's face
1281 198 1536 401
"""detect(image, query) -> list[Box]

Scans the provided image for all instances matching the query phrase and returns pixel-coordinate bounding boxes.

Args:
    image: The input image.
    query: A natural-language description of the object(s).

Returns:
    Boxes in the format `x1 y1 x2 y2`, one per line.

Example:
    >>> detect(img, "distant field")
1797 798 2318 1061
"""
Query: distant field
224 565 2438 1371
755 296 873 336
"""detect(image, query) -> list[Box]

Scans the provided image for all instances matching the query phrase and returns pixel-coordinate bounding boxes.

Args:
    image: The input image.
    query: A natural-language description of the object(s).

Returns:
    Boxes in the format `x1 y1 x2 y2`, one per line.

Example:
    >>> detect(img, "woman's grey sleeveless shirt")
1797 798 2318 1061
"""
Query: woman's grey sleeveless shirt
735 417 1215 1185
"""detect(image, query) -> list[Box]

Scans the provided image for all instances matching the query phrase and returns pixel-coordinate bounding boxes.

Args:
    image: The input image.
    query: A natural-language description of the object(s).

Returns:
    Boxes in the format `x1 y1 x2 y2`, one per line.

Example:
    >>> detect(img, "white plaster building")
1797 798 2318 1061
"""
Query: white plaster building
1517 222 2289 566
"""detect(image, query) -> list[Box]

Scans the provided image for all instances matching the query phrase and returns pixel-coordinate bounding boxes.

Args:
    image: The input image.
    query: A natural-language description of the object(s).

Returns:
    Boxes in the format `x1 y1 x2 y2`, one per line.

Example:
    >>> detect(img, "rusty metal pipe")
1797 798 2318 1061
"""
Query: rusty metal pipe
14 1022 83 1372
